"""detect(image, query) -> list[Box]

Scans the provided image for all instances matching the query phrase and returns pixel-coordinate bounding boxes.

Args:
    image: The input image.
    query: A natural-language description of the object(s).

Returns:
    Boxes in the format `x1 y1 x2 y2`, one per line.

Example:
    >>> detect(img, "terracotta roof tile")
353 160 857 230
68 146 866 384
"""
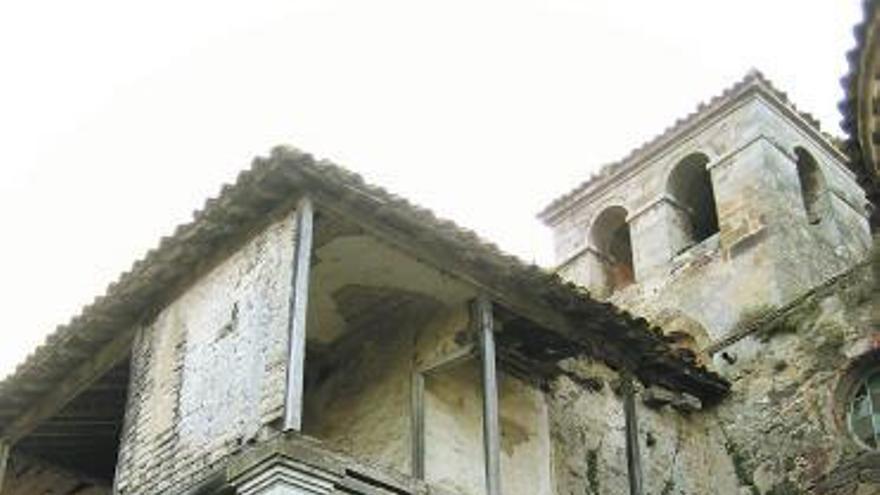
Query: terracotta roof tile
0 147 729 436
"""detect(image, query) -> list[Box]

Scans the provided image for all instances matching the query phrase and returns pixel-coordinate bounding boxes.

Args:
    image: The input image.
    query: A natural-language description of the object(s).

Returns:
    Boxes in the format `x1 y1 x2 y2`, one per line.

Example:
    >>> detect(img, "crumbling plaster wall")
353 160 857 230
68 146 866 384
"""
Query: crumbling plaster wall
548 358 742 495
549 249 879 495
302 298 455 475
112 200 556 495
114 211 296 494
2 454 110 495
550 96 870 342
708 259 879 495
304 300 554 495
423 361 553 495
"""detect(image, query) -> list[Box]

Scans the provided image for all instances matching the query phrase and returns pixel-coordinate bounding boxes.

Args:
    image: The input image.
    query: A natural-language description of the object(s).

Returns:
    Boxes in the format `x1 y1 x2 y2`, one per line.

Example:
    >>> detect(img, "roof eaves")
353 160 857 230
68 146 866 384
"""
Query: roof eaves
839 0 880 226
0 147 730 427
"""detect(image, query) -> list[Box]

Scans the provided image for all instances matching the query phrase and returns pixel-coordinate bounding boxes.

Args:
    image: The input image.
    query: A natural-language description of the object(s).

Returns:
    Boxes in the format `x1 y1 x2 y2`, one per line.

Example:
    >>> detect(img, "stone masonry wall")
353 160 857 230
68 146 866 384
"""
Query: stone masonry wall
550 95 870 342
710 257 879 495
548 247 879 495
548 357 742 495
113 210 296 494
547 92 878 494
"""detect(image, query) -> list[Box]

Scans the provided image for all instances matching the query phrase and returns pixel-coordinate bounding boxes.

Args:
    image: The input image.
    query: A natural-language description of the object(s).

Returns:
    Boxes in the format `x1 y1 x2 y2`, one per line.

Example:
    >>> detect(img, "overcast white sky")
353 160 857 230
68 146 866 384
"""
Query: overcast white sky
0 0 862 379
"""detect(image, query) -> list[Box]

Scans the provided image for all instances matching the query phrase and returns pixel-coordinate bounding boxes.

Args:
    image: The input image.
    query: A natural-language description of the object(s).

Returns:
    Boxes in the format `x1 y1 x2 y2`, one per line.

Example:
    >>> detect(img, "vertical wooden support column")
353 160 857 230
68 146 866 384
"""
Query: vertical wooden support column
474 296 501 495
0 440 10 493
283 197 314 432
410 372 425 479
623 376 643 495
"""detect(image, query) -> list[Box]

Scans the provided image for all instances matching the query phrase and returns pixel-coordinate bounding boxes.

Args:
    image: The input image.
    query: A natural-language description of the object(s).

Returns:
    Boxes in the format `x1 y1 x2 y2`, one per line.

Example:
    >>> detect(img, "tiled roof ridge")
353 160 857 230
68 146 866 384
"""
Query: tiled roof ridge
840 0 877 147
0 146 729 418
839 0 880 212
538 69 830 222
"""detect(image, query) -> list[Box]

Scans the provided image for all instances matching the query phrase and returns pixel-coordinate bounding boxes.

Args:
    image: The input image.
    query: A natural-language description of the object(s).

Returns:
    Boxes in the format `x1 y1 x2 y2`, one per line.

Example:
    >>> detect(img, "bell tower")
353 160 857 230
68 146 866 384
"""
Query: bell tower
539 71 871 343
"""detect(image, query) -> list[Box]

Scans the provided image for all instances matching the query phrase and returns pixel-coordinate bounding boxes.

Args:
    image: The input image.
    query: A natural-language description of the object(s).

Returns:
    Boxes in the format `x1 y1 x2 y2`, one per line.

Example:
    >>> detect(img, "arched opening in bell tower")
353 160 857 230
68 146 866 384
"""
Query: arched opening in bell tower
667 152 719 252
794 146 826 224
590 206 634 293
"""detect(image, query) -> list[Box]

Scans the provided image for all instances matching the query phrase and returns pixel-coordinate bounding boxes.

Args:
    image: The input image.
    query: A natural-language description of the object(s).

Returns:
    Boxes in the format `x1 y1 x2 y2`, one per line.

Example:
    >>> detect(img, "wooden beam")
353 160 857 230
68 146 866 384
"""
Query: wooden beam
1 329 134 443
283 196 314 432
412 345 477 480
410 372 425 480
474 296 501 495
623 376 643 495
419 344 475 376
0 440 9 493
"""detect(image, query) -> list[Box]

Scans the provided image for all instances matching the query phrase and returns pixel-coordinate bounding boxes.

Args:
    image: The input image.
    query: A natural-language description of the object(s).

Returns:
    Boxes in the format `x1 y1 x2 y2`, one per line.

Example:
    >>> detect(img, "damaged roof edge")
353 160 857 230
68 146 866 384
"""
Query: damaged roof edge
0 146 729 428
538 70 844 225
839 0 880 224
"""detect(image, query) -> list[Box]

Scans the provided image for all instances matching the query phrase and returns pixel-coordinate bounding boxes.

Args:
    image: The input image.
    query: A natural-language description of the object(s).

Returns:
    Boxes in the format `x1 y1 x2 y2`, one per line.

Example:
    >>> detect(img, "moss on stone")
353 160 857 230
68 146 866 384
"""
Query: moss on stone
766 479 800 495
737 304 777 332
756 298 823 343
725 440 760 495
768 383 798 404
660 478 676 495
813 320 846 365
839 277 874 307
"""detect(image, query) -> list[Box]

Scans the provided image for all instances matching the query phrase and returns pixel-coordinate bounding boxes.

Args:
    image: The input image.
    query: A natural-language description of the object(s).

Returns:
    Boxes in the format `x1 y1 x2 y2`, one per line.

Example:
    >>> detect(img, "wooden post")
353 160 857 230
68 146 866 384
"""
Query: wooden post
623 376 643 495
474 296 501 495
0 440 10 493
283 197 314 432
410 372 425 479
413 344 476 481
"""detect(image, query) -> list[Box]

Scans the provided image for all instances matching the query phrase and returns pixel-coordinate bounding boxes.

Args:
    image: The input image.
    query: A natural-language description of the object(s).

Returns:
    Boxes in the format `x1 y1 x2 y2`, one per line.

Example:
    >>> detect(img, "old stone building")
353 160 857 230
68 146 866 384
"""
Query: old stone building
0 147 728 495
0 4 879 495
540 70 869 330
540 69 879 495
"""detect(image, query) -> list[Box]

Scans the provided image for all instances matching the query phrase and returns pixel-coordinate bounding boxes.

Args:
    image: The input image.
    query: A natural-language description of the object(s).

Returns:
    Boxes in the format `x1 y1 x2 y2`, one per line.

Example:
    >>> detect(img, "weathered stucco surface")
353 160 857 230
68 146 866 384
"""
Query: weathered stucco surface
114 211 296 494
548 358 742 495
424 359 552 495
112 207 557 495
546 270 878 495
304 296 553 495
711 257 879 494
303 295 455 475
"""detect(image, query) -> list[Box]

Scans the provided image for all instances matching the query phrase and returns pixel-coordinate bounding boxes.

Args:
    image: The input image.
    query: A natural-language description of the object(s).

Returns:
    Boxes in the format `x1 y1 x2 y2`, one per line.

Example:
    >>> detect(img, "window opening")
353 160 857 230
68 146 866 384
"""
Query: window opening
590 206 634 292
794 147 825 224
848 368 880 449
667 153 719 250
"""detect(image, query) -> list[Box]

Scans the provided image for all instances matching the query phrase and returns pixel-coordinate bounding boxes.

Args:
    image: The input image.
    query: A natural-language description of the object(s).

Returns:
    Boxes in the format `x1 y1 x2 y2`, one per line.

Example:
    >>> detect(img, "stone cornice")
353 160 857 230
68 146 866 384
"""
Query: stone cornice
554 245 603 273
627 194 692 224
